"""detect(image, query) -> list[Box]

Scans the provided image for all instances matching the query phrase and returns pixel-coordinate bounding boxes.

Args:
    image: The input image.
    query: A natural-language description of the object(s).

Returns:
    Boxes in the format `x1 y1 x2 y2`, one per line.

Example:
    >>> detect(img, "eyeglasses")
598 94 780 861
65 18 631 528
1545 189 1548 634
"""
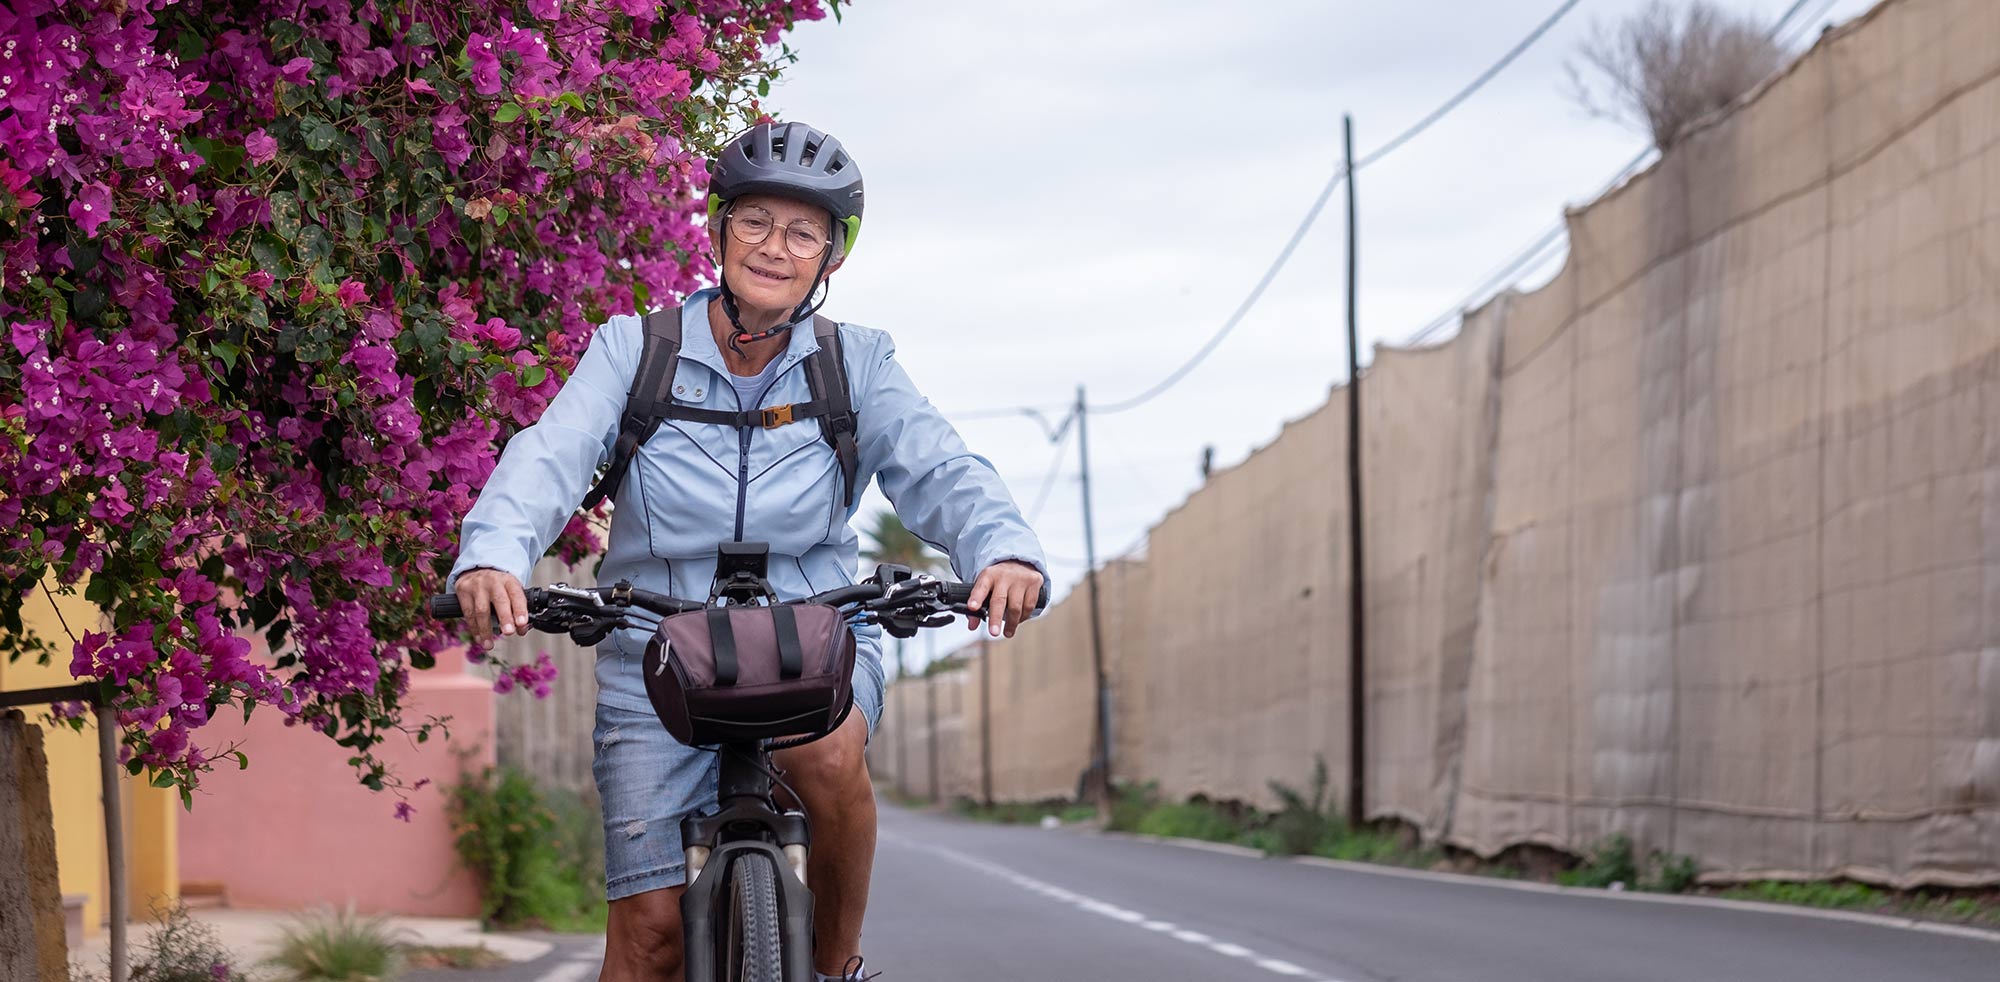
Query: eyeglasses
726 207 833 261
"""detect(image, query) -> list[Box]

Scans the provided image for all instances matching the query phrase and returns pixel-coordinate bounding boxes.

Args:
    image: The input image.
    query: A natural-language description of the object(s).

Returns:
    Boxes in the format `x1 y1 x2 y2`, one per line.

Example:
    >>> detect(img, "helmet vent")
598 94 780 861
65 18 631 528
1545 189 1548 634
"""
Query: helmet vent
799 139 821 168
825 153 846 174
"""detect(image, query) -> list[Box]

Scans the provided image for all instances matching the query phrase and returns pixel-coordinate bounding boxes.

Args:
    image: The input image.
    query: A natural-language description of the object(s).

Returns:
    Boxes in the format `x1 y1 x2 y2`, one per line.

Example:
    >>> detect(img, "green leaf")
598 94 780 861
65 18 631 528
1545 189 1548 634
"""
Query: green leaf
300 115 338 152
298 225 333 264
268 19 304 50
201 269 221 295
491 205 510 227
84 576 115 606
234 750 250 770
494 102 523 124
520 364 547 387
758 76 771 97
406 22 436 47
555 92 586 113
150 771 177 789
212 341 240 371
268 192 301 241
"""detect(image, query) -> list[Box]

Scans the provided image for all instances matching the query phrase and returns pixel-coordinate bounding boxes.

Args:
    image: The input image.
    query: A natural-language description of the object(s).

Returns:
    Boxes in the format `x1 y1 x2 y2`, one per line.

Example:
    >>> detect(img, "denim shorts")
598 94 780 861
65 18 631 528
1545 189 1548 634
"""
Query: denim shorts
592 652 885 901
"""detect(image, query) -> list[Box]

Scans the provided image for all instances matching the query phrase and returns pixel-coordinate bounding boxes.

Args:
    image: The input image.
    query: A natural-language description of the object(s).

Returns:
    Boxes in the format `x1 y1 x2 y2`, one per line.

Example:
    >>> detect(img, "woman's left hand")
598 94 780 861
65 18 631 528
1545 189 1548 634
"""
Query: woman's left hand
965 560 1044 638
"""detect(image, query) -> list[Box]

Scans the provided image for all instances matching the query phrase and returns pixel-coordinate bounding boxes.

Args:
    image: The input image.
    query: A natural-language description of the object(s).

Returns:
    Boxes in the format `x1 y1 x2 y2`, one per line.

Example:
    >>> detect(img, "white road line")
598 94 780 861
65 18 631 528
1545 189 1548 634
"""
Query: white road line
537 960 595 982
914 842 1349 982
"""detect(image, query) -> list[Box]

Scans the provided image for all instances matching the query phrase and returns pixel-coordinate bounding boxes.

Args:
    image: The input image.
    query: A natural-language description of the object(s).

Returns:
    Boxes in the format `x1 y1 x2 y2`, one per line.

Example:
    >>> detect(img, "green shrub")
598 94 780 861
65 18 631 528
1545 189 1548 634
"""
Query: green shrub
74 900 249 982
1265 757 1334 856
1558 834 1640 888
1644 851 1701 893
1107 781 1161 833
448 764 608 931
264 905 405 982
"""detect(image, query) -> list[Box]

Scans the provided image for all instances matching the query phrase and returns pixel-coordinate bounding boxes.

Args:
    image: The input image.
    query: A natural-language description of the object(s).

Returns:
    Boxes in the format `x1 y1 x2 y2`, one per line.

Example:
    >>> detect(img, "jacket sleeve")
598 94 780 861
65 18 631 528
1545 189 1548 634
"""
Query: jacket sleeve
850 327 1051 610
448 315 641 587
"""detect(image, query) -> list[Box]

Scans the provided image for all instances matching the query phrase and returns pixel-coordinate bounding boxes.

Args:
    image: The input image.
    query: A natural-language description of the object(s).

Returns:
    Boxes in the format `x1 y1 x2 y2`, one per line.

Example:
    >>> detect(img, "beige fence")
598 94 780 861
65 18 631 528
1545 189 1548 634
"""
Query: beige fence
489 557 602 798
874 0 2000 888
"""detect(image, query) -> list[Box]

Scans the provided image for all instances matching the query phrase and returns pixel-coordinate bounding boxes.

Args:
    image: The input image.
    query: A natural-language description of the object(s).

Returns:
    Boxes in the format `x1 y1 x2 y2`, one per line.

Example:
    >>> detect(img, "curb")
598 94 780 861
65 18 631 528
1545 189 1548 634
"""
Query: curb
1089 829 2000 946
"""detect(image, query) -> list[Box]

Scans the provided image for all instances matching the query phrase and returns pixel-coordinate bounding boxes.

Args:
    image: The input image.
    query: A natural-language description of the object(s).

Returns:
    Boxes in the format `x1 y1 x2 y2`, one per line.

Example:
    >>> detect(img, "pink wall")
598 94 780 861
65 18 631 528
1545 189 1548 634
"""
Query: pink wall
178 646 495 917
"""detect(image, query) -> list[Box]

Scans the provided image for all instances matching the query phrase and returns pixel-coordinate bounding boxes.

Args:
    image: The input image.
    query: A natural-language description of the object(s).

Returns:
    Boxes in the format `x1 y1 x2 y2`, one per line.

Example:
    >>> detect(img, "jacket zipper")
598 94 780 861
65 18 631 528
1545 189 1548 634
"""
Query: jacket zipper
729 350 815 542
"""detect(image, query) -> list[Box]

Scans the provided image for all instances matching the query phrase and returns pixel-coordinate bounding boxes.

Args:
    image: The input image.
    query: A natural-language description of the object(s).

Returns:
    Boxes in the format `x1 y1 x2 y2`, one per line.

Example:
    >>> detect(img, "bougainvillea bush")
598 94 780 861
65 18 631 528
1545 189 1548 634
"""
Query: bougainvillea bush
0 0 832 807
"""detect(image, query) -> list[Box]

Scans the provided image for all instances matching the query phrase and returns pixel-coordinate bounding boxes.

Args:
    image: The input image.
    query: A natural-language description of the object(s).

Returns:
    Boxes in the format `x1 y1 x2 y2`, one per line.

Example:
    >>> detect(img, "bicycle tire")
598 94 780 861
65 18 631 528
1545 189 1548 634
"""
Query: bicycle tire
722 851 785 982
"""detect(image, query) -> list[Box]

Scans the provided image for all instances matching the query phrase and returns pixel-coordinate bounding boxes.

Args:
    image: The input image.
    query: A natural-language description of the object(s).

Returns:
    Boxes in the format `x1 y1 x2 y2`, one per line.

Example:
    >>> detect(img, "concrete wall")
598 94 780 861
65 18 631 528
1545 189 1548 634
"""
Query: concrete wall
880 0 2000 888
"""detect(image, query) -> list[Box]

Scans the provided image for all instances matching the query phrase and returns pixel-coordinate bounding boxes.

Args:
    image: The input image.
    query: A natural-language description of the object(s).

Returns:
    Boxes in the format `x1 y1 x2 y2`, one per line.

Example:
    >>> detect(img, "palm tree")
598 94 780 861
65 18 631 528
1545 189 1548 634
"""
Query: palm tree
858 509 945 577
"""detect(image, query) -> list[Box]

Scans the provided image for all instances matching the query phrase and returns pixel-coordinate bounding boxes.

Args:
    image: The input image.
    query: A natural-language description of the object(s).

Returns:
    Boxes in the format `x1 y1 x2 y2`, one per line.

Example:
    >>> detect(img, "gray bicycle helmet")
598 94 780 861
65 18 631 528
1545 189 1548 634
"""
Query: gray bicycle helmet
707 121 865 255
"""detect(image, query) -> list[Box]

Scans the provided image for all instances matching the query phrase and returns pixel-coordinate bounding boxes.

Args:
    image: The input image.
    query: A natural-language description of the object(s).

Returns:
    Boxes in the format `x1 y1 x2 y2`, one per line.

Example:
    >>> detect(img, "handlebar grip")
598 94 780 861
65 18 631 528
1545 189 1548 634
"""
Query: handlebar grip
941 582 975 606
429 594 464 619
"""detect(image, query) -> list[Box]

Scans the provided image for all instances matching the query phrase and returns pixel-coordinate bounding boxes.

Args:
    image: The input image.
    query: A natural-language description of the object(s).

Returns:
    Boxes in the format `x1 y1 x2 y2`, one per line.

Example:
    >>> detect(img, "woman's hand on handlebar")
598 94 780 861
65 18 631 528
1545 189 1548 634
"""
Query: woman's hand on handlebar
965 560 1042 639
455 568 529 647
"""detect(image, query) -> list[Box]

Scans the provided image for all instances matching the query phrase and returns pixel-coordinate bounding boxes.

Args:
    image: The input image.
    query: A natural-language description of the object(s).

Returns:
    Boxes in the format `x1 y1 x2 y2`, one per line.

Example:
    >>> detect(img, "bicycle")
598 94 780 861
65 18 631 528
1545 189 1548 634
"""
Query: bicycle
430 542 973 982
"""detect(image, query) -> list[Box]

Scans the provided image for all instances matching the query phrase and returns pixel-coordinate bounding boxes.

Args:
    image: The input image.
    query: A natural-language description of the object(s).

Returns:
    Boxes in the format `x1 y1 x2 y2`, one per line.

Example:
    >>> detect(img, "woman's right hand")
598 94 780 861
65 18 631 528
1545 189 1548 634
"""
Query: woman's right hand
455 568 530 648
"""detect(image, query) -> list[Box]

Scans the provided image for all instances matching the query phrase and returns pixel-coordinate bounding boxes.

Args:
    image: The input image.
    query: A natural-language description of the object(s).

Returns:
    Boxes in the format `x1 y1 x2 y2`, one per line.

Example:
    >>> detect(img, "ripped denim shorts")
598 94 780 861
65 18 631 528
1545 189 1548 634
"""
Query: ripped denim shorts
591 653 885 901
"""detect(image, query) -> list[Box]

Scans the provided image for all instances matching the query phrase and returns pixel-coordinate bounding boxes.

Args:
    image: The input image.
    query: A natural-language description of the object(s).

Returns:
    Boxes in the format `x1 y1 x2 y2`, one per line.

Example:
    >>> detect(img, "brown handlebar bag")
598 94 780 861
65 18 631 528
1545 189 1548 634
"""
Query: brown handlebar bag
641 603 857 746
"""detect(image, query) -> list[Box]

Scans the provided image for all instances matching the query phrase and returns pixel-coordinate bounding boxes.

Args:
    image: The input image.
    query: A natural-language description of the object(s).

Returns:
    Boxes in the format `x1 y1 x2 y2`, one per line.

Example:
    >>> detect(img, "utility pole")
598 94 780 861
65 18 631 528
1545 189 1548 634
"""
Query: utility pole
979 640 994 808
925 631 940 803
895 637 908 798
1076 386 1114 805
1343 114 1368 829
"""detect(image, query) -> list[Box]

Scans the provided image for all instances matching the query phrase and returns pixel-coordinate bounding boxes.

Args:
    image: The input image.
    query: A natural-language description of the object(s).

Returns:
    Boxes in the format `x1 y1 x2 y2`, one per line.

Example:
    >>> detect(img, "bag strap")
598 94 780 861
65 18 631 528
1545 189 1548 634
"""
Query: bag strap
582 306 684 510
771 604 804 680
805 315 861 507
707 608 739 687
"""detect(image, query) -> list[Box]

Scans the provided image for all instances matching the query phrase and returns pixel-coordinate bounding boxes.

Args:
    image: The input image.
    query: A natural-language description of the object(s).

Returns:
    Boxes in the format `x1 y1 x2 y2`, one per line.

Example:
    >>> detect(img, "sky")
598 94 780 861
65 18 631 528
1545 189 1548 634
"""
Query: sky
762 0 1882 664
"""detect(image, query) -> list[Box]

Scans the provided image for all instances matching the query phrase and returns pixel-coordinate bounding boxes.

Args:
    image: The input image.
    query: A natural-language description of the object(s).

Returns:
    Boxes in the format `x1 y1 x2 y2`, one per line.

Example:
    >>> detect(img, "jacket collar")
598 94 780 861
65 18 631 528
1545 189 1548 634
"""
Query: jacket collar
675 287 823 380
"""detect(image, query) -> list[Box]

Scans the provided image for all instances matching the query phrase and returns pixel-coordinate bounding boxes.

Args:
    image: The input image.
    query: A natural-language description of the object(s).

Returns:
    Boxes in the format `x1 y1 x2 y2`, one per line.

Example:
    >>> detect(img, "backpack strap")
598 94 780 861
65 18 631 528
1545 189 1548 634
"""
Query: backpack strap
581 307 860 511
805 315 861 508
582 305 685 510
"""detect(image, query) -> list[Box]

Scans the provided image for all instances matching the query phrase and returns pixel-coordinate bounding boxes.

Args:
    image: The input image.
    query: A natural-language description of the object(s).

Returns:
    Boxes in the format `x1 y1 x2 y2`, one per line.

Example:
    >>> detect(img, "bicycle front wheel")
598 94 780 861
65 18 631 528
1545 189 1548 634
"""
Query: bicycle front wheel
721 851 785 982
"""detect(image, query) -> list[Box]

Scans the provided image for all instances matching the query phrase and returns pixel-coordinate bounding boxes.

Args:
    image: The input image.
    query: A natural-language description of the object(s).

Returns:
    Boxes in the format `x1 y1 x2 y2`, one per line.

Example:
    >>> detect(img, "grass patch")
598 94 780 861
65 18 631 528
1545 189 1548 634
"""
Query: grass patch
1136 799 1252 843
950 796 1098 825
1551 834 1702 893
265 904 406 982
402 944 509 970
1716 880 2000 926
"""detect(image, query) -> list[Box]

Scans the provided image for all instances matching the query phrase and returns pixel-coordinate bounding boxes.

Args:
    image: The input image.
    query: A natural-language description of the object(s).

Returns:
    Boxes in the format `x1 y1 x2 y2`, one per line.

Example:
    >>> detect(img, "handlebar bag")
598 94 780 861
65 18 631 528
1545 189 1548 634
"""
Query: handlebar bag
641 603 856 746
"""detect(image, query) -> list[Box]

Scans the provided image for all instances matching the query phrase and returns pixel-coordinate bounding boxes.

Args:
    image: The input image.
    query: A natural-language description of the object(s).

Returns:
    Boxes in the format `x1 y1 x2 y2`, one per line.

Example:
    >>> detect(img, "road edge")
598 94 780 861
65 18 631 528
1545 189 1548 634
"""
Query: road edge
1090 829 2000 946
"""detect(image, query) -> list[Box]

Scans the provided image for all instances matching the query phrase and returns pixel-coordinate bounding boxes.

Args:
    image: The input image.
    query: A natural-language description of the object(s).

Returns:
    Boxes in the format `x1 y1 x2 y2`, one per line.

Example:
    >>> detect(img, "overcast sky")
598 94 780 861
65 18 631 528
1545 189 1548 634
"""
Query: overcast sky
763 0 1879 663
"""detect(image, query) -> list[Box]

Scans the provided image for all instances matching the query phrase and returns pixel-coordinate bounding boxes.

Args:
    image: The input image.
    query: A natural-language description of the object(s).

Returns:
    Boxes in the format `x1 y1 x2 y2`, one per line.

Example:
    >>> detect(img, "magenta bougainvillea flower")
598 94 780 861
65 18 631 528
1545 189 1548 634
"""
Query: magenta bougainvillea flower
1 0 825 807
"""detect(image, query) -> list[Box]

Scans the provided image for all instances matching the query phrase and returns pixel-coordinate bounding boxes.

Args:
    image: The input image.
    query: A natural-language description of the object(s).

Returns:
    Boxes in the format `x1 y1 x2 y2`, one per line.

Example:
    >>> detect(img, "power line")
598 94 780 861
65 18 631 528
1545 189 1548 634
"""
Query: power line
1024 411 1077 525
1088 0 1589 416
1353 0 1585 171
1399 0 1836 350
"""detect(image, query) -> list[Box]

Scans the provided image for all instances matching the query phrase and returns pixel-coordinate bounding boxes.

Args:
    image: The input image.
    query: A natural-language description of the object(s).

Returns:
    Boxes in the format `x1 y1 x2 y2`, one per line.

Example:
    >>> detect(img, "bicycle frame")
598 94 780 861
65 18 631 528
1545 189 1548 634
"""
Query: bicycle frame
680 743 817 982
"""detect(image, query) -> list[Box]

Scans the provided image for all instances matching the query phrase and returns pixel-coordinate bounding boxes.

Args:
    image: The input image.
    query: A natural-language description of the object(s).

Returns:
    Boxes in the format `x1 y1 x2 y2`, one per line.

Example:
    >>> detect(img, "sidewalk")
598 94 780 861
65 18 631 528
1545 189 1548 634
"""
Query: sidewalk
67 906 555 981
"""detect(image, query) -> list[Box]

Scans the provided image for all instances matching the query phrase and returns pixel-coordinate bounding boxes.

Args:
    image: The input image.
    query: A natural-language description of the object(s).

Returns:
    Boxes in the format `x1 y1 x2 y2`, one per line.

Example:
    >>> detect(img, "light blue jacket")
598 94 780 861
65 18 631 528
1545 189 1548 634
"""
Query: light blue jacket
449 288 1048 713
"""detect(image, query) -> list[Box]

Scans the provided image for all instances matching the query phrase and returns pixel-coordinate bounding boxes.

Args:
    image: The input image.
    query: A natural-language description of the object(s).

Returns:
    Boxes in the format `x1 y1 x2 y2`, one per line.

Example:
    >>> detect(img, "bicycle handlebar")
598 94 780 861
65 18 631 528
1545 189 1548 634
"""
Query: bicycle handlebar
428 575 977 627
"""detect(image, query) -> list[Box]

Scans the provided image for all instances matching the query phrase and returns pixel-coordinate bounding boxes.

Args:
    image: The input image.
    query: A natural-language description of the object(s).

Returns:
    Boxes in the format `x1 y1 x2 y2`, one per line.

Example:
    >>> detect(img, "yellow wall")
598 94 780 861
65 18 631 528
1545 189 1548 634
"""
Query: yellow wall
0 580 178 939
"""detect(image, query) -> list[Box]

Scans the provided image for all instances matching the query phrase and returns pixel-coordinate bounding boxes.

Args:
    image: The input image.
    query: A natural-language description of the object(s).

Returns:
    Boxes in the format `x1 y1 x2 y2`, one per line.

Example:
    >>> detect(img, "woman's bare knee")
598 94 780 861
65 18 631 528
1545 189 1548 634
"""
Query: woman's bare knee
603 886 685 982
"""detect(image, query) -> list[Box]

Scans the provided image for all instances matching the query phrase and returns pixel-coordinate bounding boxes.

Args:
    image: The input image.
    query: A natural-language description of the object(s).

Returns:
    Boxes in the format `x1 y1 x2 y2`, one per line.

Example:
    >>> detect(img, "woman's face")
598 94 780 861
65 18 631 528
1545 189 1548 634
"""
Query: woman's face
711 193 842 322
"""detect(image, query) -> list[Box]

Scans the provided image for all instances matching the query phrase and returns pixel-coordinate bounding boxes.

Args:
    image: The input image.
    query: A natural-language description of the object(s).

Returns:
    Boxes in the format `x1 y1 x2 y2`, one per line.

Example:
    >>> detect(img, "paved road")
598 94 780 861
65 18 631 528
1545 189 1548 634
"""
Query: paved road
423 799 1998 981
